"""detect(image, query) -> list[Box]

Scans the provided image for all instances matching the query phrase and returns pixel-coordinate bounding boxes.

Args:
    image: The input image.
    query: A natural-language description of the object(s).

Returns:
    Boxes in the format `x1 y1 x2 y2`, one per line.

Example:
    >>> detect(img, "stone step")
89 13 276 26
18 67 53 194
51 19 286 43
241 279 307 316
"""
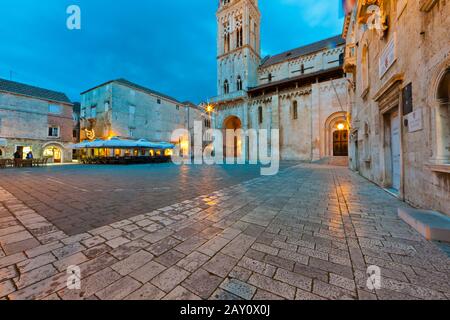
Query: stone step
313 157 348 166
328 156 348 166
398 208 450 242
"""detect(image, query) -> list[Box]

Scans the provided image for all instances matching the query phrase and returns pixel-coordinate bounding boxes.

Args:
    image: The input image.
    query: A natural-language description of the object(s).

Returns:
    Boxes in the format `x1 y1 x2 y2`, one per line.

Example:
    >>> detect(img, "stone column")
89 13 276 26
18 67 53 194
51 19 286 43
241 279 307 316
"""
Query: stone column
311 83 321 161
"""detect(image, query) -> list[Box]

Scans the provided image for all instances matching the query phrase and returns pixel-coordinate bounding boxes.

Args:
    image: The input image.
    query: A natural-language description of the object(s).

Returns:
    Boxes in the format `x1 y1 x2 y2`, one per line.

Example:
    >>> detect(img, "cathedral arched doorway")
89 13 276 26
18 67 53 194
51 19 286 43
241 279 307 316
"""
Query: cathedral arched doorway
223 116 242 158
333 124 349 157
325 112 349 157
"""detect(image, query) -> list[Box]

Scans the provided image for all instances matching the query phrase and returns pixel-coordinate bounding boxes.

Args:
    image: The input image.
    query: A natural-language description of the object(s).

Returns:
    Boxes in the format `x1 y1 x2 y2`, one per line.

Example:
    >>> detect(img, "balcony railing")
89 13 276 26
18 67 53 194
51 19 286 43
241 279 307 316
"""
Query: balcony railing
209 90 247 104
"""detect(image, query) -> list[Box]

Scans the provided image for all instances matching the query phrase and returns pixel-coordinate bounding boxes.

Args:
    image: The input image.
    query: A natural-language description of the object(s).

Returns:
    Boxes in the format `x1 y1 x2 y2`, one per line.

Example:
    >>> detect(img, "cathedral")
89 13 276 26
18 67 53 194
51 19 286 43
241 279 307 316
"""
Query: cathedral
210 0 349 162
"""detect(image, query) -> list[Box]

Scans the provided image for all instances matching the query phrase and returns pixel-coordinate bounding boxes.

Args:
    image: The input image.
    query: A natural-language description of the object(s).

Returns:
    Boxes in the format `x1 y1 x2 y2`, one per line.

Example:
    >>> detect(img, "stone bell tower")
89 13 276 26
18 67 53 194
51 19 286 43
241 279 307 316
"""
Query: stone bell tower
216 0 261 97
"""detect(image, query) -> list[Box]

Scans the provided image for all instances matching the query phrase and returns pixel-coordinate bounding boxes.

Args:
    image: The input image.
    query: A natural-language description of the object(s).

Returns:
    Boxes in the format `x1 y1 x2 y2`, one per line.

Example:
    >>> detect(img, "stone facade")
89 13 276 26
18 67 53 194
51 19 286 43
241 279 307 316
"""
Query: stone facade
0 79 73 163
343 0 450 214
211 0 349 161
80 79 204 147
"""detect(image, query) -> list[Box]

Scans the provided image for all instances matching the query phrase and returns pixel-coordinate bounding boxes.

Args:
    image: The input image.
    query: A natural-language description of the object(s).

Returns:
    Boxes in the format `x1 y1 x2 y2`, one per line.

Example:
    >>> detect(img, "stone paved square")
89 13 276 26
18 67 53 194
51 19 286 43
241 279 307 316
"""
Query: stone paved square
0 163 449 300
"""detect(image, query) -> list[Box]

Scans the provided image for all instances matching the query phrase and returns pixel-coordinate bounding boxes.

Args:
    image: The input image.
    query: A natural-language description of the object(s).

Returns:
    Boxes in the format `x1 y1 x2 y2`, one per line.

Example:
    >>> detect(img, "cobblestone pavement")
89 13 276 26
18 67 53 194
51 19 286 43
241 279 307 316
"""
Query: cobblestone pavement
1 163 449 300
0 162 296 235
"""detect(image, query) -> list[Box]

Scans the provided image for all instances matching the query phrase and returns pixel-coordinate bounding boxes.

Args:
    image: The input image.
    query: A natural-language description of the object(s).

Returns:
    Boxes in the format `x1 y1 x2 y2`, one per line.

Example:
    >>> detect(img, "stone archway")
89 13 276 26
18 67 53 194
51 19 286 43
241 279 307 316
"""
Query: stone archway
428 56 450 164
435 68 450 163
325 112 349 157
223 115 242 158
43 142 65 163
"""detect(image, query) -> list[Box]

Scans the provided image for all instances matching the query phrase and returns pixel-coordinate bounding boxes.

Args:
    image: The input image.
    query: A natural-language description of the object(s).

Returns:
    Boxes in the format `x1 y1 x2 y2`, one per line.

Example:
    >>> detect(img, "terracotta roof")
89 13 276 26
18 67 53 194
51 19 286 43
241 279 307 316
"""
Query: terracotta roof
260 35 345 68
81 78 181 104
0 78 72 104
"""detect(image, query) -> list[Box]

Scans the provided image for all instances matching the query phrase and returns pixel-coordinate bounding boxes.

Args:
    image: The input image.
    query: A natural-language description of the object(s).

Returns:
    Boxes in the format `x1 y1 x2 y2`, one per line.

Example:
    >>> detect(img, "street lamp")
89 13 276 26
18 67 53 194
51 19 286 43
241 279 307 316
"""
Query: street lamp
205 104 214 114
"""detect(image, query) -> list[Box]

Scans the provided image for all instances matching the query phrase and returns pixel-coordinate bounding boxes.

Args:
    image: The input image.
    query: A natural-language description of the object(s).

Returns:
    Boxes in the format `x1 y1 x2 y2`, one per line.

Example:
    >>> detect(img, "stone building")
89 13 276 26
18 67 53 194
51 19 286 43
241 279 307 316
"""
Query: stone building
72 102 81 143
210 0 349 162
343 0 449 214
80 79 204 152
0 78 74 163
72 102 81 160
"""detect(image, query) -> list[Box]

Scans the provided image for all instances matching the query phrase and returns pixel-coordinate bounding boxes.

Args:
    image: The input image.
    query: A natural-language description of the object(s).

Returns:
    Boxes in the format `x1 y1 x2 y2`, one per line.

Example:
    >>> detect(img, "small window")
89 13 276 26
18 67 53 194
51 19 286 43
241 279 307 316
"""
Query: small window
48 126 60 138
268 73 273 83
176 105 180 110
0 149 3 156
80 107 86 118
157 99 161 104
293 101 298 120
339 53 345 65
73 130 77 138
301 64 305 74
48 104 62 114
104 101 110 112
258 106 263 124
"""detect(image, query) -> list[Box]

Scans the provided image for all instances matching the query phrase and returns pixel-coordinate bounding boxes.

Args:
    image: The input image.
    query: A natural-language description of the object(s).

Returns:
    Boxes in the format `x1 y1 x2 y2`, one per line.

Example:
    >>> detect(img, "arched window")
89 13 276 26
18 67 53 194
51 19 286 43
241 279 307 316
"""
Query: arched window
258 106 263 124
236 27 243 48
435 68 450 162
224 33 230 53
292 101 298 120
224 80 229 94
223 22 230 53
237 76 243 91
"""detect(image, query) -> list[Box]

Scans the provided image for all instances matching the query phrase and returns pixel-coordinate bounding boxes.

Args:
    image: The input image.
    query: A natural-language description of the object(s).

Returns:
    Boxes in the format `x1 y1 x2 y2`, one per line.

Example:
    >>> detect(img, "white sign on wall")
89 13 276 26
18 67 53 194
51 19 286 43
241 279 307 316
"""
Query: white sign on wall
407 109 423 133
379 35 397 78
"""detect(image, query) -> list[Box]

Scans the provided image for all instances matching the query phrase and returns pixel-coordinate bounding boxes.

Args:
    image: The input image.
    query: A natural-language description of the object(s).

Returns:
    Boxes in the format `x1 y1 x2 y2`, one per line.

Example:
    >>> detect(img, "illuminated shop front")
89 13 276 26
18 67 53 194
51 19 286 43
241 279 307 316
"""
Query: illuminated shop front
73 137 174 164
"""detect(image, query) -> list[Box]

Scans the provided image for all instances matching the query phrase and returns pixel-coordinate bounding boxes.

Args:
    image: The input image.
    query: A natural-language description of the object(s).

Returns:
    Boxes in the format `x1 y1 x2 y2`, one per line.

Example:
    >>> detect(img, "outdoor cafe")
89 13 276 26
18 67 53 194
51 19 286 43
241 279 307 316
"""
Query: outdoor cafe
72 137 175 165
0 157 50 169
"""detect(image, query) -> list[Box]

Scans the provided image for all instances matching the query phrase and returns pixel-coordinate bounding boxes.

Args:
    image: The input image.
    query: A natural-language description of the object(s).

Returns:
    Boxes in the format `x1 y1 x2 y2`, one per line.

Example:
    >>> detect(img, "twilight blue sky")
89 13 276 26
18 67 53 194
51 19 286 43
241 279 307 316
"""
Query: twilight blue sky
0 0 344 104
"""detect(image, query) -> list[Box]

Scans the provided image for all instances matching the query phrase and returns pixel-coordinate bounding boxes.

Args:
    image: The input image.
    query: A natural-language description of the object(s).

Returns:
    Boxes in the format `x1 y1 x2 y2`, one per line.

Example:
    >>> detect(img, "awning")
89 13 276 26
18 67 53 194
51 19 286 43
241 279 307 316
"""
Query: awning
72 137 175 150
0 138 7 147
